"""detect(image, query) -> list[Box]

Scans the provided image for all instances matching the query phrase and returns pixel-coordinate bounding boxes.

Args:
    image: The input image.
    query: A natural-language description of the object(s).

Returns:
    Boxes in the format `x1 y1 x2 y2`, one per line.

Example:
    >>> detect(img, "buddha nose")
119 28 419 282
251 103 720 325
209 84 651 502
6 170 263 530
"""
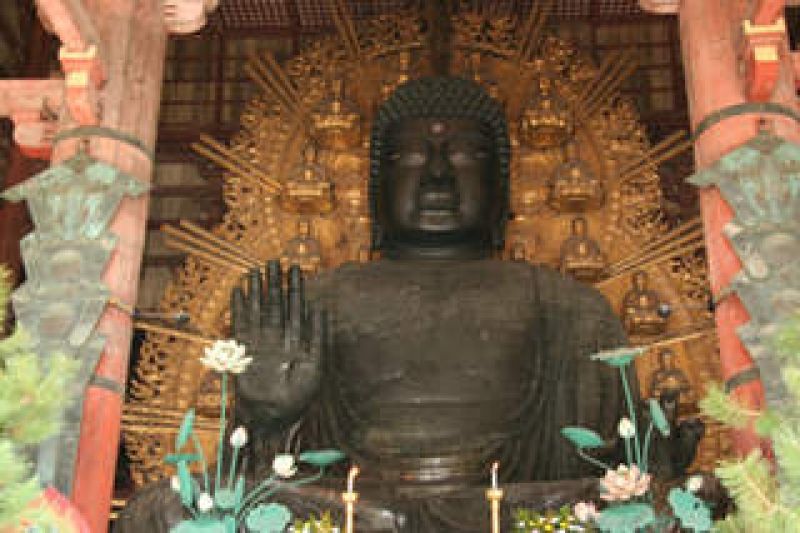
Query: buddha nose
425 147 453 183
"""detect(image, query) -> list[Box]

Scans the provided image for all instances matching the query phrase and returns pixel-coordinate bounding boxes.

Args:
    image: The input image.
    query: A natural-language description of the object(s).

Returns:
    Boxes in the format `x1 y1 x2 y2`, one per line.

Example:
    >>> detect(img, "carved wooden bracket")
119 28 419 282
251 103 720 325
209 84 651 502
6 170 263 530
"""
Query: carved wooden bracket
162 0 220 35
752 0 786 25
0 79 63 159
59 44 102 126
742 17 786 102
35 0 107 80
637 0 679 14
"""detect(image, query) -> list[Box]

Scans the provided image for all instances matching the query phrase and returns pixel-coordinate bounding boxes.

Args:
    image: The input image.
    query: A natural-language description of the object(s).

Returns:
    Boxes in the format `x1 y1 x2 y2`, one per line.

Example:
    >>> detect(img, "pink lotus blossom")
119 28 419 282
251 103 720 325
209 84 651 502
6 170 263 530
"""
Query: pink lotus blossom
573 501 599 522
599 464 652 502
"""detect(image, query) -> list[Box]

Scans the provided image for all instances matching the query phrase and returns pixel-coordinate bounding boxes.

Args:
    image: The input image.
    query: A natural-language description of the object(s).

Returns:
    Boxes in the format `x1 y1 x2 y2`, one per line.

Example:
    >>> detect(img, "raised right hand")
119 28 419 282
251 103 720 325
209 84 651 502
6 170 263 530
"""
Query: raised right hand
231 260 326 427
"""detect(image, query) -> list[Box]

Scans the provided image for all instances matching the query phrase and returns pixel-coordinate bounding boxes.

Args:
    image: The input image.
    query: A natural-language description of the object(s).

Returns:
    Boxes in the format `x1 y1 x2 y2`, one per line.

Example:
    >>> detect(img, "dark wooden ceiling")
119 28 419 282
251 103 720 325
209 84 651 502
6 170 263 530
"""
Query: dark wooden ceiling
209 0 648 34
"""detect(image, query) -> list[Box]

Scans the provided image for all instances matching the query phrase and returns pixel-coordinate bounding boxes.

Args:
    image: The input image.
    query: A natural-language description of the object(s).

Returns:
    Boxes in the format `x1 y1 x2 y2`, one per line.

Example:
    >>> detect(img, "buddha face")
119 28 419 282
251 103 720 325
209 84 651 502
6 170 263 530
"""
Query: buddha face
377 117 501 252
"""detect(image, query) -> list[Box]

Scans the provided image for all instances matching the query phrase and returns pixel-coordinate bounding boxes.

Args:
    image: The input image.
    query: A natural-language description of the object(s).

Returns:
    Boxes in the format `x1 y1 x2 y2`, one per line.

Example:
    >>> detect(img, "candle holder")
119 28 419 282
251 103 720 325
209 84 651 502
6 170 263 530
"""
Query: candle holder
486 487 504 533
341 491 359 533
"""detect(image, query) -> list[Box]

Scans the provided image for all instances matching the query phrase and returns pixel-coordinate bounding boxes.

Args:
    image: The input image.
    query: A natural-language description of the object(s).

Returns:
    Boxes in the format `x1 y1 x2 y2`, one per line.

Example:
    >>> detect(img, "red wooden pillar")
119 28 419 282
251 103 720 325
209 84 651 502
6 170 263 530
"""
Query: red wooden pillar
0 15 52 291
46 1 167 530
0 150 39 284
677 0 800 454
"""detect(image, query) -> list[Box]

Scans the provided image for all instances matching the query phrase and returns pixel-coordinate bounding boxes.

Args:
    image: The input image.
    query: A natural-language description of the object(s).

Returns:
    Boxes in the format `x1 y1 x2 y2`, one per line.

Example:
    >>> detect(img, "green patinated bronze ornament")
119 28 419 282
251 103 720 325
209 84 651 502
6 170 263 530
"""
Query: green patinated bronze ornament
1 148 148 495
689 131 800 413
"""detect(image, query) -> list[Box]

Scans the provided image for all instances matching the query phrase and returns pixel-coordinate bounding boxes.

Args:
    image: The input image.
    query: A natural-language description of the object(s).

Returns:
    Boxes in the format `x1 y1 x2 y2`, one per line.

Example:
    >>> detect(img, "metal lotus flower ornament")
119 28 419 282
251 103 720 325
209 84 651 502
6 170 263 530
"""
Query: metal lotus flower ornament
200 340 253 374
560 346 712 532
168 339 345 532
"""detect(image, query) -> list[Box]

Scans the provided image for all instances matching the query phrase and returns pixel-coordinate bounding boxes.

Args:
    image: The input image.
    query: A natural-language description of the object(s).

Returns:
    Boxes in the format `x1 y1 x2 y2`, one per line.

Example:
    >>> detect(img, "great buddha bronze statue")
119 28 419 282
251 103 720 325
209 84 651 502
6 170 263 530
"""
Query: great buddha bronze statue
117 77 670 532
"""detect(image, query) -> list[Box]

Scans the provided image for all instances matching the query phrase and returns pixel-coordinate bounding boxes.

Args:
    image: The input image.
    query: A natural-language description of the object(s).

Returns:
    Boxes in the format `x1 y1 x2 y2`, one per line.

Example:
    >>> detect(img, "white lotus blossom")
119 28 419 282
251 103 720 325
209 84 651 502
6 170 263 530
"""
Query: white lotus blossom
200 339 252 374
197 492 214 513
617 417 635 439
686 474 704 493
272 454 297 478
170 475 181 492
229 426 248 448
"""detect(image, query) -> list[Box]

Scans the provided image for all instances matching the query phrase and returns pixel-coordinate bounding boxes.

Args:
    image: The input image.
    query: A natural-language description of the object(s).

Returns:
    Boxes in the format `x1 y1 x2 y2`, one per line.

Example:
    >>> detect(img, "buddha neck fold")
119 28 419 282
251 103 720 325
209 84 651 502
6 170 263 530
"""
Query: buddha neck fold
380 241 494 261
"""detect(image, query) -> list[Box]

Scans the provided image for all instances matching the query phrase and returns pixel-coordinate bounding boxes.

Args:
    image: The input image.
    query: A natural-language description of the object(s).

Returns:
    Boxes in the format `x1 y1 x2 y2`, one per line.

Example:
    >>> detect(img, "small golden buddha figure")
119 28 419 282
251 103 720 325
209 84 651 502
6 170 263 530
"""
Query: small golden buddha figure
520 66 572 149
649 348 693 404
311 77 361 151
281 142 335 215
549 141 604 212
509 241 528 262
559 217 606 282
621 271 670 336
356 245 372 263
280 218 322 274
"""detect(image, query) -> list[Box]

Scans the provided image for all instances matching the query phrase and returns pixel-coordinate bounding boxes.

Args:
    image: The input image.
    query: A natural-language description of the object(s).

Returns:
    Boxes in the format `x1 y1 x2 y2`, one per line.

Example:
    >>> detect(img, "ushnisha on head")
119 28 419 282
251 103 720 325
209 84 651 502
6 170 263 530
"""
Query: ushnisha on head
369 76 511 259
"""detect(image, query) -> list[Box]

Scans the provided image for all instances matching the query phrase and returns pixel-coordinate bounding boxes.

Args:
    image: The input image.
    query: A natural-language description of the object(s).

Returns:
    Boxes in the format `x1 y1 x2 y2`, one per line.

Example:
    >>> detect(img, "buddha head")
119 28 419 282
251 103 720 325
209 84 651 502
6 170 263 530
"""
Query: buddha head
369 77 510 258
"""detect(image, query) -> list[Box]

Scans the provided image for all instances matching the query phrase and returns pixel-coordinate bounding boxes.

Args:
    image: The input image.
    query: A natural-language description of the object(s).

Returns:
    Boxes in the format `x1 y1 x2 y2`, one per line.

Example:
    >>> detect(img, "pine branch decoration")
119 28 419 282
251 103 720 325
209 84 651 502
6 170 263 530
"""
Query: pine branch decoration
700 312 800 529
0 263 77 529
698 382 755 429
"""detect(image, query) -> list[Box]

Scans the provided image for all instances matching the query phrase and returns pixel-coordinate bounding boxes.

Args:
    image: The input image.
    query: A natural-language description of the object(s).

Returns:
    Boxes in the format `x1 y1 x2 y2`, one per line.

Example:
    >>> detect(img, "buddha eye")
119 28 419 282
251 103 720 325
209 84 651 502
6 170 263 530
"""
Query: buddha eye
397 151 427 167
449 151 472 166
450 148 488 165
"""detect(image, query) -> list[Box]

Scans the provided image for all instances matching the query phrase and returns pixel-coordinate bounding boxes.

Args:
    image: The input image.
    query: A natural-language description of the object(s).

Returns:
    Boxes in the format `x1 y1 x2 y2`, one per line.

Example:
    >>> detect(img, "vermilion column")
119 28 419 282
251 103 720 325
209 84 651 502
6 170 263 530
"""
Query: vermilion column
47 1 167 531
678 0 800 454
0 150 40 285
0 15 52 294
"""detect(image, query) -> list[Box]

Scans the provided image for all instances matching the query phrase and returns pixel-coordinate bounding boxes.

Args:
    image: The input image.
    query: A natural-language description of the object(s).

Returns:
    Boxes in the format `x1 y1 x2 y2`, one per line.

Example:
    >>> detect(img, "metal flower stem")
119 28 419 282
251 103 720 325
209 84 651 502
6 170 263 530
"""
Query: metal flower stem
216 372 228 495
623 436 633 467
641 421 654 473
191 433 211 492
235 474 277 520
619 366 642 468
228 443 240 490
576 448 612 472
236 468 326 522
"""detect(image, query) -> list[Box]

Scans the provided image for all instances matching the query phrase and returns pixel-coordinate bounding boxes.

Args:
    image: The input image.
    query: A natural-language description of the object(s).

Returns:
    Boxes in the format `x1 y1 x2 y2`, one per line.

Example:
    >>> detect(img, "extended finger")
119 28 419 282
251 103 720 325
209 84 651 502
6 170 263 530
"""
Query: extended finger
309 308 327 358
247 267 264 327
231 284 248 340
287 265 305 344
266 259 284 328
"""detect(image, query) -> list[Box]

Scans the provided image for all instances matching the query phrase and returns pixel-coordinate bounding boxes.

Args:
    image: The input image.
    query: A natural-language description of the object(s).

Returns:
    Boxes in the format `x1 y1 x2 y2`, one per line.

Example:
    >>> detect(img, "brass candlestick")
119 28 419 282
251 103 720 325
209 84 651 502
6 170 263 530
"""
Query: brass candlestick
342 490 359 533
342 465 360 533
486 487 504 533
487 461 503 533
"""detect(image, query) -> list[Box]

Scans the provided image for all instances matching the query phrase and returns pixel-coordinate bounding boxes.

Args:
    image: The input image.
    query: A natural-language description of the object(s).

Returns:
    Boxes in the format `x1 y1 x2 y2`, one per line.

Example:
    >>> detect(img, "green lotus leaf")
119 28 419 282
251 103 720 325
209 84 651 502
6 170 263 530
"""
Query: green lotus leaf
595 503 655 533
164 453 202 465
214 488 236 511
648 398 671 437
561 426 606 449
298 449 346 467
668 488 712 532
590 346 647 368
177 462 194 508
245 502 292 533
171 518 228 533
176 408 196 450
